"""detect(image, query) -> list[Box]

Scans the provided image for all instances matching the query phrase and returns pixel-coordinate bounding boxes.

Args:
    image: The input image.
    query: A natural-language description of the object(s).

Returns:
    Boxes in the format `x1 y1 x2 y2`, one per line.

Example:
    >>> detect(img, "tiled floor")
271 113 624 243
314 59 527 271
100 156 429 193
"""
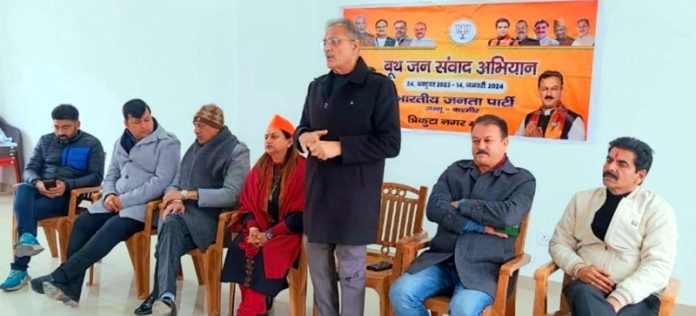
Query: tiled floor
0 193 692 315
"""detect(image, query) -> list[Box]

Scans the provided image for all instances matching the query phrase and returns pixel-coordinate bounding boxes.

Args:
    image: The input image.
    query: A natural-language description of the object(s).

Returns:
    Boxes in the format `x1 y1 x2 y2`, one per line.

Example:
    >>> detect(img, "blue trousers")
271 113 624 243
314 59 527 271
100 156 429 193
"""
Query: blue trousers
11 183 70 271
390 262 493 316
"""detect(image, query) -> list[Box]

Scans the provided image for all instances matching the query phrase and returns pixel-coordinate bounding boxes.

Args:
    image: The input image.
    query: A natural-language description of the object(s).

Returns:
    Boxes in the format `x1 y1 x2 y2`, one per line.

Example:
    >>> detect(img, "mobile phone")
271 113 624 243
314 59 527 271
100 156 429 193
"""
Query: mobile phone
43 179 57 189
366 260 392 272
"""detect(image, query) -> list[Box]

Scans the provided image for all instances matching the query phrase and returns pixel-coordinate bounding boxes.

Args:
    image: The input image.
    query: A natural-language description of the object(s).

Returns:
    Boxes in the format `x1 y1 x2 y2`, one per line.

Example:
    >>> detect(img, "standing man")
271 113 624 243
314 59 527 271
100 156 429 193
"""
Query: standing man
0 104 104 291
550 137 676 315
394 20 412 47
410 22 435 47
374 19 396 47
134 104 250 315
354 16 375 47
517 70 586 140
295 18 401 316
390 115 536 315
513 20 540 46
30 99 180 307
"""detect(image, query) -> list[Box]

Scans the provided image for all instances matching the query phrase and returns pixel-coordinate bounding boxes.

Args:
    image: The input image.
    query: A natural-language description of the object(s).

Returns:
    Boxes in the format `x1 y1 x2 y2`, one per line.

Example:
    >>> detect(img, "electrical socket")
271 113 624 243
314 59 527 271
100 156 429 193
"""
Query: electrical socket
537 233 551 245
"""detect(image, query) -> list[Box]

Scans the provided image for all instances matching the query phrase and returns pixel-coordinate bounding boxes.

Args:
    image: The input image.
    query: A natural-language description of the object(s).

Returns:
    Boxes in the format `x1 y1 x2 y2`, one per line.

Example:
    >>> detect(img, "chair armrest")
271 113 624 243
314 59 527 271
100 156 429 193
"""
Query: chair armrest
395 235 430 271
142 199 161 235
215 209 239 247
391 231 428 278
533 261 562 316
658 278 680 316
67 186 102 217
489 253 531 315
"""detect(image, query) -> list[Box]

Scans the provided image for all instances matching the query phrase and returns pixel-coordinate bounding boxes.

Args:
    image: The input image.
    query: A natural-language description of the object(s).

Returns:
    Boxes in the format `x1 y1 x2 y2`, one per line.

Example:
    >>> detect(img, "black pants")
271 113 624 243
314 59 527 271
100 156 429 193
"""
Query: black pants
50 212 144 300
563 279 660 316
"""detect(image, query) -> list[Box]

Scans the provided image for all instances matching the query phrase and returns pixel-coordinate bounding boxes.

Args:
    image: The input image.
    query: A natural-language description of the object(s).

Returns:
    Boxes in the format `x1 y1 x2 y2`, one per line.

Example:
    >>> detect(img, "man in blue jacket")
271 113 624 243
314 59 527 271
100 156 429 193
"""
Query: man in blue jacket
29 99 180 307
390 115 536 316
1 104 105 292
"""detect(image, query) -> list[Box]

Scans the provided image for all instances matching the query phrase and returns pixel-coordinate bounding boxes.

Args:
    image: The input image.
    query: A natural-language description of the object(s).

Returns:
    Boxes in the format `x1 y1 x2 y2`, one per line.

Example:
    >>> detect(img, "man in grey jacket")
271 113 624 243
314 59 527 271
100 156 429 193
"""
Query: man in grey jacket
1 104 104 292
30 99 180 307
134 104 250 315
390 115 536 316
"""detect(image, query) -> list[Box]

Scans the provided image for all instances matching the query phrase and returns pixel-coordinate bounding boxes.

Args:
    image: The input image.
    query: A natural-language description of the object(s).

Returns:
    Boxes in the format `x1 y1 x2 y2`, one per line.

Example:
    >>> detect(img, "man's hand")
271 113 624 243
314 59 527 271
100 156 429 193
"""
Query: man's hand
163 190 181 206
524 122 543 137
104 194 123 212
247 227 261 246
298 130 328 152
607 296 621 313
309 141 341 161
577 265 615 294
162 201 185 220
45 180 67 198
450 200 459 209
34 181 50 197
484 226 508 239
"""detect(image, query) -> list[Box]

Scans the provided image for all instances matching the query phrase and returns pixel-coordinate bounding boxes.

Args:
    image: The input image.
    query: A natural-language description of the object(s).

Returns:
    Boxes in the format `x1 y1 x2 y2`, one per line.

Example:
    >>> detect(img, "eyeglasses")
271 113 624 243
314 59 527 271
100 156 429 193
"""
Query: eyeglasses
321 37 355 47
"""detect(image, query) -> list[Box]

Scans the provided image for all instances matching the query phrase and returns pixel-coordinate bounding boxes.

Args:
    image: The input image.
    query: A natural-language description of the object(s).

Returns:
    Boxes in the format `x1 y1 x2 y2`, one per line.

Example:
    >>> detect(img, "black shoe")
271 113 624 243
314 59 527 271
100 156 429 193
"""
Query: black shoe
134 293 156 315
42 280 78 306
152 296 177 316
30 275 53 294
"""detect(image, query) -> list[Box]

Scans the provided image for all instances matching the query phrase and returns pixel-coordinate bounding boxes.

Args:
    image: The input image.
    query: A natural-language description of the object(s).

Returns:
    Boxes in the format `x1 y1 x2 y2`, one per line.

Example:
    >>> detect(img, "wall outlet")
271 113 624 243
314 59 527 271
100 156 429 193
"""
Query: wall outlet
537 233 551 245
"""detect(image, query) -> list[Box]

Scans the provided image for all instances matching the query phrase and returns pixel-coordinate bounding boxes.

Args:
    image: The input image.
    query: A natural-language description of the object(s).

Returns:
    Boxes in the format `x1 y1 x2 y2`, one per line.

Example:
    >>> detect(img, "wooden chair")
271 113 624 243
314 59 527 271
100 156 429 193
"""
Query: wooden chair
227 213 309 316
311 182 429 316
86 197 160 300
533 261 681 316
180 209 237 316
11 185 102 261
396 213 532 316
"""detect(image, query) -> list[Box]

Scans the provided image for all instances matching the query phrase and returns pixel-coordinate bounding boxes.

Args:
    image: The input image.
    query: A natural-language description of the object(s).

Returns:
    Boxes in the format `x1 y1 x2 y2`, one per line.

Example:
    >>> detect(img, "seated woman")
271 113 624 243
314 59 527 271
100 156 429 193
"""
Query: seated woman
221 114 305 316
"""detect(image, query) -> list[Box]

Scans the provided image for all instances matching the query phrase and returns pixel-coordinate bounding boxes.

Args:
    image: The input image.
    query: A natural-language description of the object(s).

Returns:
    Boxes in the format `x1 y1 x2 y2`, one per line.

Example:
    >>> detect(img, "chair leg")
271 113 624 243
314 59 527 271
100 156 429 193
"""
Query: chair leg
126 235 151 299
56 219 71 262
191 254 206 285
11 212 17 246
42 226 59 258
377 286 391 316
205 250 221 316
178 261 184 280
228 283 236 316
506 293 517 316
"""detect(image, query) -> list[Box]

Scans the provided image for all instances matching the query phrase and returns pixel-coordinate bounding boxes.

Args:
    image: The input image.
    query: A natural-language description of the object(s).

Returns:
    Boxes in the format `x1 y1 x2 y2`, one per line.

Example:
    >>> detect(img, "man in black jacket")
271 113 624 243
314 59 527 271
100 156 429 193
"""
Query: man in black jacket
294 18 400 316
0 104 104 292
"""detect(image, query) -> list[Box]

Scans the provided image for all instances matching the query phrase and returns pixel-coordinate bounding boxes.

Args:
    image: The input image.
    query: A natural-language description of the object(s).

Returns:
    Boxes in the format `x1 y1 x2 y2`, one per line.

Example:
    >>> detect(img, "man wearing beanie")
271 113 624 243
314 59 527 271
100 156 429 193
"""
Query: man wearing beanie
30 99 180 308
135 103 250 315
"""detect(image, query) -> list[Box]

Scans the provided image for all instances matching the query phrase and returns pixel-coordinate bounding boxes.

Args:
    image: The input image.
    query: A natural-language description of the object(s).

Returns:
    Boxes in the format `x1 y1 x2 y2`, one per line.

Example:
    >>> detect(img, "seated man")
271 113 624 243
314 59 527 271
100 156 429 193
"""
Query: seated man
549 137 677 315
390 114 536 316
1 104 104 292
134 104 250 315
29 99 180 306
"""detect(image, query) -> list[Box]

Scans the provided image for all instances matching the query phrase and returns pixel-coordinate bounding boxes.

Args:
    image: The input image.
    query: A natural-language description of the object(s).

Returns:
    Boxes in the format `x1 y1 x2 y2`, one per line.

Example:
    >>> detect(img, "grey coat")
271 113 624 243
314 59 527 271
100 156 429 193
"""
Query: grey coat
89 124 180 223
166 127 250 250
407 158 536 298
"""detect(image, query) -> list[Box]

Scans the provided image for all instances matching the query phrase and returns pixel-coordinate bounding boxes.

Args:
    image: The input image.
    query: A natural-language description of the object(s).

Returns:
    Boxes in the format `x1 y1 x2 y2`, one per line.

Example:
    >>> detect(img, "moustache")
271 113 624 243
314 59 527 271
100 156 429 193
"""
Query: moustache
603 171 618 180
476 150 488 155
58 135 69 139
544 96 555 100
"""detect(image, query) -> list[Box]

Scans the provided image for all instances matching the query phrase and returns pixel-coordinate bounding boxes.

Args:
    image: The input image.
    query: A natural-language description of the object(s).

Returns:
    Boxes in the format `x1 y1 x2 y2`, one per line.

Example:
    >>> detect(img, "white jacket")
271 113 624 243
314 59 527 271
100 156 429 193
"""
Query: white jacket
549 187 677 308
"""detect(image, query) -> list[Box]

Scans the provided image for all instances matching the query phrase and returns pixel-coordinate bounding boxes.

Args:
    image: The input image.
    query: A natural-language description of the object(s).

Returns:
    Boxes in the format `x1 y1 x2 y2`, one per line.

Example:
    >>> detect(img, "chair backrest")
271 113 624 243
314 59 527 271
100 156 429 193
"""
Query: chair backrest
374 182 428 255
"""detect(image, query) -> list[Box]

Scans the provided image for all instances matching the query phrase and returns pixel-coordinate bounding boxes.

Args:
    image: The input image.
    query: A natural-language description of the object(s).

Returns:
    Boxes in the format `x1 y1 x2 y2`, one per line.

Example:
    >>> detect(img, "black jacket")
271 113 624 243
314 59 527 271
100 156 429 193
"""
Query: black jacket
294 57 401 244
24 130 105 191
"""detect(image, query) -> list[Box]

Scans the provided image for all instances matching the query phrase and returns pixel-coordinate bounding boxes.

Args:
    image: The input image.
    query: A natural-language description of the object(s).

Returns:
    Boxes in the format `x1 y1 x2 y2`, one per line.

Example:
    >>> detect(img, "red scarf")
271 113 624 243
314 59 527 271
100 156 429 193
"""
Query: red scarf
230 156 306 279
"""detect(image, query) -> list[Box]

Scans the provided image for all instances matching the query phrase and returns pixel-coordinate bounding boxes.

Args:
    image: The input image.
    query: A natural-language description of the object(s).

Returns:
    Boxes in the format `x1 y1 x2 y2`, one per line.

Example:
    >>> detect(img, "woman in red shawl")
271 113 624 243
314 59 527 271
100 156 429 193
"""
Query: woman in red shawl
221 114 305 316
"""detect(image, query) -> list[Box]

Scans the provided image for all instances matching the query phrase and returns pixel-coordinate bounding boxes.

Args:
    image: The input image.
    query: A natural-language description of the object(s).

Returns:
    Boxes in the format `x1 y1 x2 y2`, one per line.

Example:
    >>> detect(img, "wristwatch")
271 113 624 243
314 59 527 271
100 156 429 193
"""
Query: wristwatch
180 190 189 200
265 231 273 240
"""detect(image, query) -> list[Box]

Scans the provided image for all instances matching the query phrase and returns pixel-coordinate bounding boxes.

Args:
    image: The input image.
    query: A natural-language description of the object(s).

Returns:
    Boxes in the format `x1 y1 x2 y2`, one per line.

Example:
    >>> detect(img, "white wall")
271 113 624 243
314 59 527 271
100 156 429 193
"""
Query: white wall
1 0 695 306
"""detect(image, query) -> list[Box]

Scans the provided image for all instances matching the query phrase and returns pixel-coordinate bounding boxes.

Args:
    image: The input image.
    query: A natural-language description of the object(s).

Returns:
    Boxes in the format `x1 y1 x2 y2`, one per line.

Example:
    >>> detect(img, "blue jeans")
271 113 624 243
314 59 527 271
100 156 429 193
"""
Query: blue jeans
11 183 70 271
390 262 493 316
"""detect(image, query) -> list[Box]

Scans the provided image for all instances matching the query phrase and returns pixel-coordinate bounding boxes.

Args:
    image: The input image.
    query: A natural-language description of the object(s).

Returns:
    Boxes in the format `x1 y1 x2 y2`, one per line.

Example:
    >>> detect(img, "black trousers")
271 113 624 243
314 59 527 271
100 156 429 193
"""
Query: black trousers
563 279 660 316
50 212 144 300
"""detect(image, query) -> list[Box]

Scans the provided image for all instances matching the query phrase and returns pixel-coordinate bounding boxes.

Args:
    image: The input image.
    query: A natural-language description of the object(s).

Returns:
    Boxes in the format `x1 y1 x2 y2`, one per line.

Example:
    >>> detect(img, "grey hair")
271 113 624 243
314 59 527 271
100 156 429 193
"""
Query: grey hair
326 18 360 40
